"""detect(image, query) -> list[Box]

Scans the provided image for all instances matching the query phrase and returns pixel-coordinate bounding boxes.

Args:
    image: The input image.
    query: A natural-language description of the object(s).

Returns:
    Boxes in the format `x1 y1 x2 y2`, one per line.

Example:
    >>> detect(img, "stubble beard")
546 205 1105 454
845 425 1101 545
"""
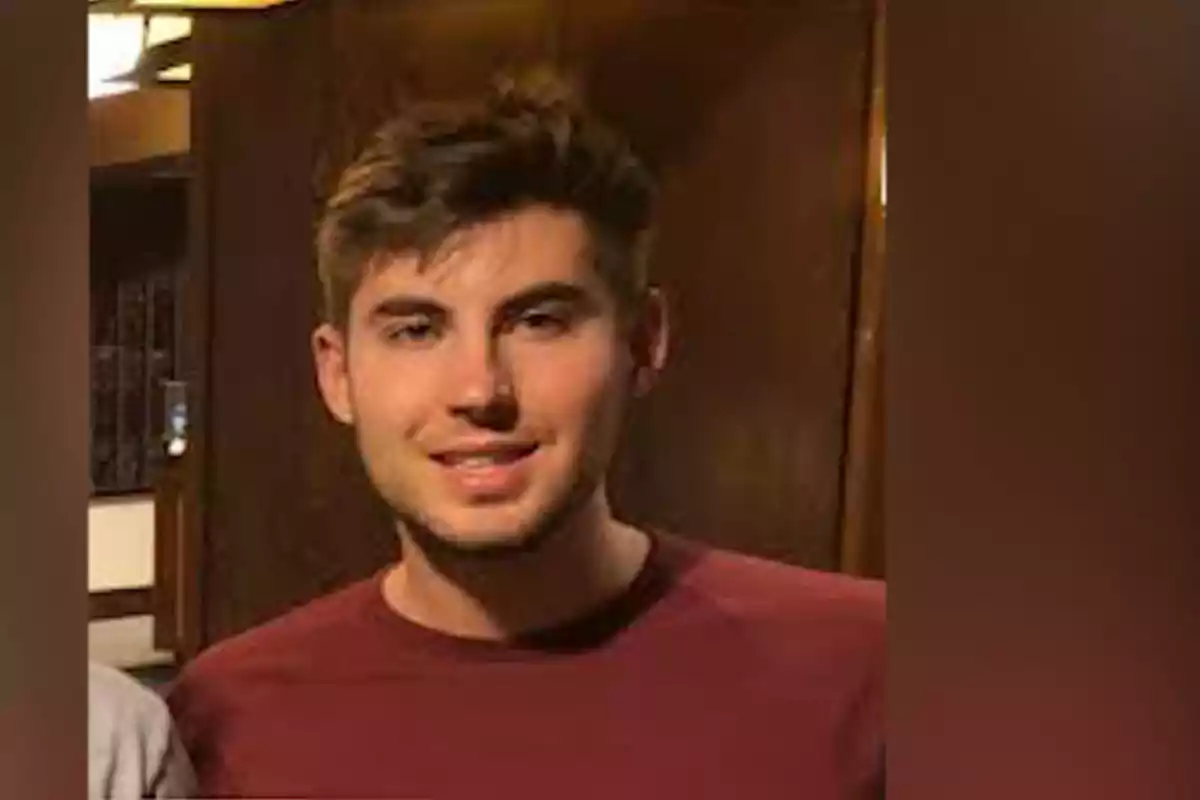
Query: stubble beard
393 456 607 567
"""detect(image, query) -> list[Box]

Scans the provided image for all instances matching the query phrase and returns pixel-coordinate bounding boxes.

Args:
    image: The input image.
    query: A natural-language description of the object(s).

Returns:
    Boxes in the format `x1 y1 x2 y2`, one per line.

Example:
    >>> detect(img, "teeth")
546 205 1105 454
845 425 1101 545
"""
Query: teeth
436 445 534 467
458 456 499 468
442 449 530 467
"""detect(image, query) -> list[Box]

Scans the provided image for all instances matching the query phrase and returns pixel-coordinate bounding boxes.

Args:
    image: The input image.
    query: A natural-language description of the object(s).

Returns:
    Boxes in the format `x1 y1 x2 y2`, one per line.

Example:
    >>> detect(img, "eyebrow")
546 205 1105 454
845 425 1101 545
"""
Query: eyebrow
366 296 448 324
495 281 595 319
365 281 596 325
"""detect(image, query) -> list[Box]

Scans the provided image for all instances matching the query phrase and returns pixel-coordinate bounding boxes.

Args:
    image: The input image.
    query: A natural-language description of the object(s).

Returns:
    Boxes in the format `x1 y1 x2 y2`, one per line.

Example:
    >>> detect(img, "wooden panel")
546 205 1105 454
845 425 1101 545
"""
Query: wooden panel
569 1 876 569
839 0 886 578
89 88 190 168
152 458 183 651
316 0 557 198
90 177 188 287
178 22 218 662
89 587 154 621
188 3 383 646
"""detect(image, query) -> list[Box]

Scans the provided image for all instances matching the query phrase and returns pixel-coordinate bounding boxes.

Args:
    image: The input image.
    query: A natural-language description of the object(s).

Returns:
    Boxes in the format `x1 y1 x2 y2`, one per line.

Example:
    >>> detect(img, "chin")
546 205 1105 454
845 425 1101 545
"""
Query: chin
404 504 560 560
390 467 601 561
440 520 541 549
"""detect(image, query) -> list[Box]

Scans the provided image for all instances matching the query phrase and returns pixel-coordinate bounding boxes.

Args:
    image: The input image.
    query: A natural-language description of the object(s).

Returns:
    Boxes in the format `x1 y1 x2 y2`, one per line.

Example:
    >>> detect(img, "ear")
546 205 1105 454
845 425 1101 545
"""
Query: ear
630 286 670 396
312 323 355 425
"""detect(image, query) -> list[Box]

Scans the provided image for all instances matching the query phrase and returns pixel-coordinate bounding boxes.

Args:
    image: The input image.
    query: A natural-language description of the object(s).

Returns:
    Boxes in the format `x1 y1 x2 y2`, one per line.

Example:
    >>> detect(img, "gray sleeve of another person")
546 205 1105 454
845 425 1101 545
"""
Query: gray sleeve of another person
88 662 197 799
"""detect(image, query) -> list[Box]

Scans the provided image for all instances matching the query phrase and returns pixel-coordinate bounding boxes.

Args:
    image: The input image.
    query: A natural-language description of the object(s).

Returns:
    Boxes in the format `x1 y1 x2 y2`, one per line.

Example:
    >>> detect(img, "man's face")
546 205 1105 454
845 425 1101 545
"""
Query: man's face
314 205 665 554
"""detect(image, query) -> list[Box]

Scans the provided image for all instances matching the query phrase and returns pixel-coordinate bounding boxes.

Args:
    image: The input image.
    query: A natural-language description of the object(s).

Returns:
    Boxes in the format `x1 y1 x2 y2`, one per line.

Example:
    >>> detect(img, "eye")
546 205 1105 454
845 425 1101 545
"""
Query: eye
522 311 566 331
513 305 573 338
383 317 441 345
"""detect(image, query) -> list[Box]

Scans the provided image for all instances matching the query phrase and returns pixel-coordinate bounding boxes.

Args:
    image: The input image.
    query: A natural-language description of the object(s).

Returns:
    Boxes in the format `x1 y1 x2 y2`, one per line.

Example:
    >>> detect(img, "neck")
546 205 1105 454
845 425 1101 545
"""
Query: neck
382 493 651 641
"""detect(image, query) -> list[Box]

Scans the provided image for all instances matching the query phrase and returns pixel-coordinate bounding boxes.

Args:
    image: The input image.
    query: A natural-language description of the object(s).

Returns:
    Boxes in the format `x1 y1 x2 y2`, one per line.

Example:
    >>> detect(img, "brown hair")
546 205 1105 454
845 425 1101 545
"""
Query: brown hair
315 70 657 329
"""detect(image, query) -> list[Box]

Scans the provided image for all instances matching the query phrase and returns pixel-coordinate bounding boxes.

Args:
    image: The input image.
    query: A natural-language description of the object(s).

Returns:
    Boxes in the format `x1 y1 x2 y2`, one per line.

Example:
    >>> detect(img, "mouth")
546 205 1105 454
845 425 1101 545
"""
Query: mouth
429 442 540 468
429 442 540 498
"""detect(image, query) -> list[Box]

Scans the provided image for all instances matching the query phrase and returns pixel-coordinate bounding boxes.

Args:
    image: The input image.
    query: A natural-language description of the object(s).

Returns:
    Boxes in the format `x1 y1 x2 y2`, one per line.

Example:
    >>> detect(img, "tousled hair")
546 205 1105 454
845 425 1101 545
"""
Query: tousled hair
315 69 657 329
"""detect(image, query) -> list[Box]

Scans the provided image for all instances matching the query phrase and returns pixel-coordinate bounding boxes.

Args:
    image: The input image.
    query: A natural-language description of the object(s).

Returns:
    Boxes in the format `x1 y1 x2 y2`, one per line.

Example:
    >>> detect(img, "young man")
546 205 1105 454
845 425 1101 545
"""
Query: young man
168 75 885 799
88 662 195 798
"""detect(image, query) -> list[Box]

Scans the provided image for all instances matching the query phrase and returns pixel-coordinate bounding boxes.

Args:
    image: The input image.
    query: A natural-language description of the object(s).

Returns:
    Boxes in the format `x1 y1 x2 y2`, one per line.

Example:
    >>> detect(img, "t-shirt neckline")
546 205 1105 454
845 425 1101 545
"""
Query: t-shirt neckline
362 529 688 663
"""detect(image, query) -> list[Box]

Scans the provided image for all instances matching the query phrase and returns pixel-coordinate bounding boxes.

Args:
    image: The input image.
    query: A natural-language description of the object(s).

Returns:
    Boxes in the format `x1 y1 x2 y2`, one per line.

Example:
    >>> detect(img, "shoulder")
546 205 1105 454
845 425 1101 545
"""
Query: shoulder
89 662 194 798
657 536 885 789
89 662 173 741
166 576 383 759
660 533 885 659
667 534 884 617
173 576 381 694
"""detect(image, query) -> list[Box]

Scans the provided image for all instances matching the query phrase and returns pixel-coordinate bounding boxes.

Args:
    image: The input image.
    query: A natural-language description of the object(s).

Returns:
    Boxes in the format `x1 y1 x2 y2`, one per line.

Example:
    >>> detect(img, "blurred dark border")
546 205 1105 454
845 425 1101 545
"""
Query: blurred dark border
0 2 89 798
892 1 1200 797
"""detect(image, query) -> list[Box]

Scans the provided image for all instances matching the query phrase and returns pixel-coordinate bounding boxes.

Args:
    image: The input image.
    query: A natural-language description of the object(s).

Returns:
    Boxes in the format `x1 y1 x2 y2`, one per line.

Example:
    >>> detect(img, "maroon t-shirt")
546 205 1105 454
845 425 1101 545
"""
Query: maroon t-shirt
168 533 885 799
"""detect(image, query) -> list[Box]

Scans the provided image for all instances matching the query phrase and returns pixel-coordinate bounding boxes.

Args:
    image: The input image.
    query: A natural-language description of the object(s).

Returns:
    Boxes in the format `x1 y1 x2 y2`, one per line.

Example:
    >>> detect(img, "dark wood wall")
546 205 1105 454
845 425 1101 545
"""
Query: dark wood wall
185 5 393 652
183 0 878 651
582 2 875 568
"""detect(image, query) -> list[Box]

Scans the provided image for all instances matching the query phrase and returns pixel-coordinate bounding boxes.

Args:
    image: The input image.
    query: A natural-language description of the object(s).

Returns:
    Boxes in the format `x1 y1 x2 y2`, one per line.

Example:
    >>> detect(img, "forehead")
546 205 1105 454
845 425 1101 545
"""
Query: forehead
353 206 603 310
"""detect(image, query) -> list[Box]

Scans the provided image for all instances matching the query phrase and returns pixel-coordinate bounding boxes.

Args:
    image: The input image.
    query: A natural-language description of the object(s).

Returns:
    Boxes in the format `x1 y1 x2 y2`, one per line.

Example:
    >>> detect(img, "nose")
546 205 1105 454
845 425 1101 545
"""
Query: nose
443 330 518 430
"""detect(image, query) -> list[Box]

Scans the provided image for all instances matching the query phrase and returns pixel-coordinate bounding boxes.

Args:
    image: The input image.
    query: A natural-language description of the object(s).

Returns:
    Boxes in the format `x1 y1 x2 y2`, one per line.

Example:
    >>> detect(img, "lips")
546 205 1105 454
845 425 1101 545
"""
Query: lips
429 442 539 498
430 442 539 466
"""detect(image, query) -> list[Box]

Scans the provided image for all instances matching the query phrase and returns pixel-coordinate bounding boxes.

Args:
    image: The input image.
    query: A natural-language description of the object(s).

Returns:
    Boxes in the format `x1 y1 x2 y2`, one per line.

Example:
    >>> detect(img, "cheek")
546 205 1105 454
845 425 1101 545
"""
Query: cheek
514 341 628 439
346 348 432 436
